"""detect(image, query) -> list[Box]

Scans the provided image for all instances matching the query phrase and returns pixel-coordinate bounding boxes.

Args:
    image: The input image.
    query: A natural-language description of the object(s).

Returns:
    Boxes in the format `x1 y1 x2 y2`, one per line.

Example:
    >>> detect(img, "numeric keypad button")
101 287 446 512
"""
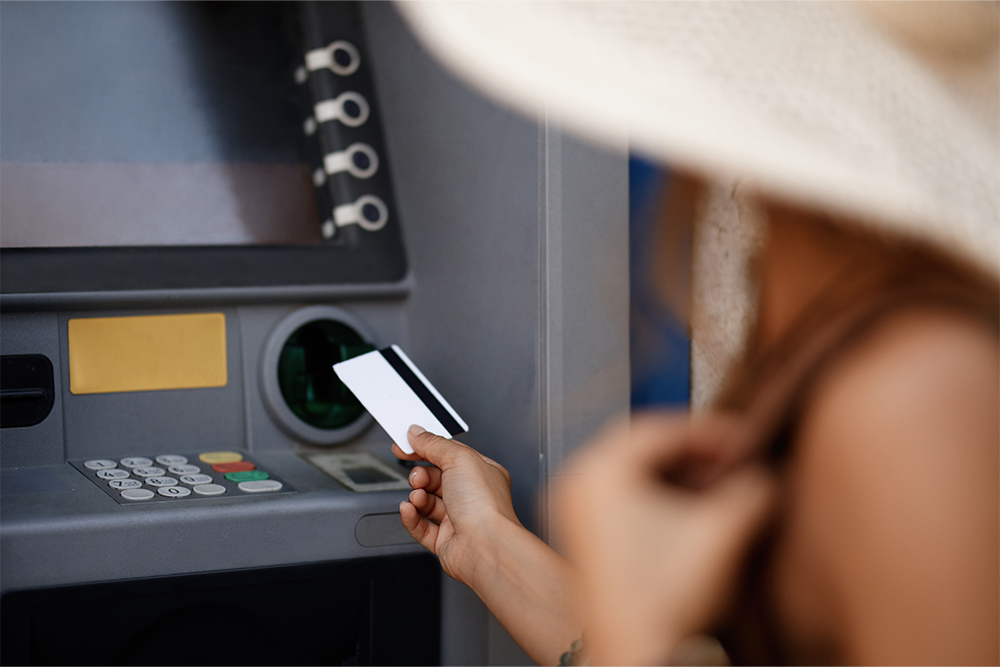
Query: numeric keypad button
120 457 154 468
168 464 200 475
198 451 243 464
212 461 255 474
132 467 165 477
145 476 178 487
121 489 154 501
157 486 191 498
155 455 188 466
225 470 269 483
193 484 227 496
84 459 117 470
179 474 213 486
109 479 142 490
238 480 283 493
98 469 130 480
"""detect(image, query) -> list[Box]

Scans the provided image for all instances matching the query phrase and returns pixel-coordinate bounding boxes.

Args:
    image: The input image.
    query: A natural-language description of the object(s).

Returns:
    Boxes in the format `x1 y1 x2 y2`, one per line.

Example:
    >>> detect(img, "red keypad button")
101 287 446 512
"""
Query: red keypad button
211 461 256 473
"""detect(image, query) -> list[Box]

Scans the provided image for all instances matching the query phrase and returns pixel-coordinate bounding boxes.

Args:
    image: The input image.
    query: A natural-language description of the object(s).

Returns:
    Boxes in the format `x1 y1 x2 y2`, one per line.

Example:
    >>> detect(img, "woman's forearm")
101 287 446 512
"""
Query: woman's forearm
466 516 582 666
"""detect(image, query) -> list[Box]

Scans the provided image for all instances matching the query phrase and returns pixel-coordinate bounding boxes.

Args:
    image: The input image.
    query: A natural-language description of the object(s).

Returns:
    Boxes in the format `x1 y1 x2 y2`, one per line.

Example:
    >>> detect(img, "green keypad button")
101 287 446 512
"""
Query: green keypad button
225 470 270 483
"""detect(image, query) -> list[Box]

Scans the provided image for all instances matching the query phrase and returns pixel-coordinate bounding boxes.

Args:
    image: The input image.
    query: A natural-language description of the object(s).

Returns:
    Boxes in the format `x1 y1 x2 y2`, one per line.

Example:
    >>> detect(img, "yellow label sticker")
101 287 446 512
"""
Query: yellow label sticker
68 313 227 395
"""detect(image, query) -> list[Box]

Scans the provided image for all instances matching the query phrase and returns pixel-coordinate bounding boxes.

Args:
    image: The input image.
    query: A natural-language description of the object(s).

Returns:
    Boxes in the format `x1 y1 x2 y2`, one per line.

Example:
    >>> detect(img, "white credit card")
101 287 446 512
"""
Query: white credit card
333 345 468 454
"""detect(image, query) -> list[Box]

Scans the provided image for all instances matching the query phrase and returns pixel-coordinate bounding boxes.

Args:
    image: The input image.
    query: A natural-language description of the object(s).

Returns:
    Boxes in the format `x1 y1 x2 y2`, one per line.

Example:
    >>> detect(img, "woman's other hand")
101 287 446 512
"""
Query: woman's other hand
554 413 776 666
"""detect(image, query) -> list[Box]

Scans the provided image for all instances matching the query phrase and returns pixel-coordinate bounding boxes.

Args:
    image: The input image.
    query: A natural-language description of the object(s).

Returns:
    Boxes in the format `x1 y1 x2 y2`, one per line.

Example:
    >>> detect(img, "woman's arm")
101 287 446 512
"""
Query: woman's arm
397 420 776 666
395 426 583 666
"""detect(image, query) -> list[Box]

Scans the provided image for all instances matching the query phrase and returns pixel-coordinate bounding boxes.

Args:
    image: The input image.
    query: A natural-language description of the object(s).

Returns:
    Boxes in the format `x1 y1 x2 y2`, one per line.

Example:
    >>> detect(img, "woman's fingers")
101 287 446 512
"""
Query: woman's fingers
572 412 747 490
392 442 426 462
409 464 444 496
409 487 448 524
406 426 510 487
620 413 735 464
399 500 440 552
568 414 683 478
407 425 475 468
696 463 777 557
554 419 778 666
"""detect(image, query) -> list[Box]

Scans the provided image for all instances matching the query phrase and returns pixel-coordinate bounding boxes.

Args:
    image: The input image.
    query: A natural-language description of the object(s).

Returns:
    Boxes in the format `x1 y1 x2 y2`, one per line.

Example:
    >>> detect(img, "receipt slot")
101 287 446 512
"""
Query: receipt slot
262 306 376 445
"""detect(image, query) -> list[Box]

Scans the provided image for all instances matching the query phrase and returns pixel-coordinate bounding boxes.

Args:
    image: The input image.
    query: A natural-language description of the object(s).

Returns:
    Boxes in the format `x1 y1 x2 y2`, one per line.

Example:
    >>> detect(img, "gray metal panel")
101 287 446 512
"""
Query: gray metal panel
0 451 422 595
365 0 544 528
363 7 541 663
0 312 65 467
540 127 631 476
441 577 490 666
0 282 411 313
488 613 535 666
363 5 629 665
355 512 413 547
57 308 247 460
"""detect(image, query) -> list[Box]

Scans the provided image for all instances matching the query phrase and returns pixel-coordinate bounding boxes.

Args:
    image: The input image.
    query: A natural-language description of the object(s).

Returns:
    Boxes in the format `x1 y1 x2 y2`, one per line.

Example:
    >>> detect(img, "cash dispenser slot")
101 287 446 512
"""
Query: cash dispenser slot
0 355 55 428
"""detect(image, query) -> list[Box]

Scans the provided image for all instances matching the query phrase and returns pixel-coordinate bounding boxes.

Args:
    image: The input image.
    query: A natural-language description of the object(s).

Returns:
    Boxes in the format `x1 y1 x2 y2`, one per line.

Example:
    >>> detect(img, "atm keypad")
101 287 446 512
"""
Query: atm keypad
71 452 295 504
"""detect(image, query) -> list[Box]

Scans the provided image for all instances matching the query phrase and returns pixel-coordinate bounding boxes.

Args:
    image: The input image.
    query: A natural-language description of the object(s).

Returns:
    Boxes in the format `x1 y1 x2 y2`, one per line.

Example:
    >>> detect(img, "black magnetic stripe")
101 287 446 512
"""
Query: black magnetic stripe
379 347 464 436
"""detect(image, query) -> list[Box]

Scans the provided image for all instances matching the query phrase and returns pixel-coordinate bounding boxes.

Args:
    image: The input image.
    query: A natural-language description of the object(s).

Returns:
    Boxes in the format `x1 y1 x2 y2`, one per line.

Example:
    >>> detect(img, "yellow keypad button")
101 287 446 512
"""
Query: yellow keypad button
198 451 243 464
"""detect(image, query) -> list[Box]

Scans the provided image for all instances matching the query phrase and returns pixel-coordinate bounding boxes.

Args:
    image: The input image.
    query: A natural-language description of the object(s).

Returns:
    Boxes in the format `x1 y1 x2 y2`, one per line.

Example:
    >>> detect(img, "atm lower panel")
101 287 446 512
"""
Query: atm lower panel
0 553 440 666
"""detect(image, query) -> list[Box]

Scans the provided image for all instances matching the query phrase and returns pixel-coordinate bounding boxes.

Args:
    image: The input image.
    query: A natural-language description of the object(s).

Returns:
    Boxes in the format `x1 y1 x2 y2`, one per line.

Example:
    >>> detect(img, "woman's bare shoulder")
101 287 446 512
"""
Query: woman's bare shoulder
804 305 998 451
786 305 998 664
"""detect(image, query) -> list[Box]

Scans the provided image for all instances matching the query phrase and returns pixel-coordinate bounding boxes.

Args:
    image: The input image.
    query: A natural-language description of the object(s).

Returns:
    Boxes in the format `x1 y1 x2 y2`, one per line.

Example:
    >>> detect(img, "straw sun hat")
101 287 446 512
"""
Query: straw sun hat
398 1 999 405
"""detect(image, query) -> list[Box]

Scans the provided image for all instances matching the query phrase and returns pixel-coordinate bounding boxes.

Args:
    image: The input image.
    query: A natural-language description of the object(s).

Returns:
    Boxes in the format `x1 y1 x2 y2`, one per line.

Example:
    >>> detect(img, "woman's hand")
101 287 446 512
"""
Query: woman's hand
554 413 776 666
394 425 584 666
393 424 520 585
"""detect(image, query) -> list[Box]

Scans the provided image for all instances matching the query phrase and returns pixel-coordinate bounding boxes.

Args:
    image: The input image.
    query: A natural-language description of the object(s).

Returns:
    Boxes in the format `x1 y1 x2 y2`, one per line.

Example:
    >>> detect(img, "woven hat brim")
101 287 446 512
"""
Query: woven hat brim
398 1 999 277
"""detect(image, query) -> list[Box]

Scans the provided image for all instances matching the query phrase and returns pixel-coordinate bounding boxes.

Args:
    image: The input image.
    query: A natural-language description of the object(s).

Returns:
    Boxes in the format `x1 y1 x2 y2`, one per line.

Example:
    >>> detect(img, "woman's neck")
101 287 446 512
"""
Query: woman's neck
756 205 870 348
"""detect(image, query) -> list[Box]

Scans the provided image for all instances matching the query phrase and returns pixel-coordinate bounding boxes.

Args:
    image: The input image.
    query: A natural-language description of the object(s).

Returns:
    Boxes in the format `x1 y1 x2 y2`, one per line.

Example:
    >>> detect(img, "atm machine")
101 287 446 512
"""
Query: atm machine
0 2 629 665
